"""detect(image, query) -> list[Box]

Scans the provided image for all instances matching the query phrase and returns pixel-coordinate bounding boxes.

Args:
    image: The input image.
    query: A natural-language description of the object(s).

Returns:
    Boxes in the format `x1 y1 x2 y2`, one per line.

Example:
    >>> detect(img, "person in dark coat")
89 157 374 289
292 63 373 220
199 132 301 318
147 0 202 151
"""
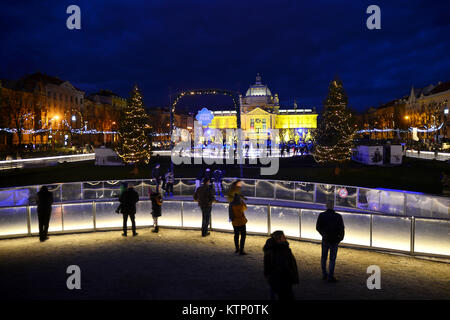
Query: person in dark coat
36 186 53 242
263 230 299 300
150 188 163 233
229 193 248 255
213 168 224 197
316 199 345 282
119 183 140 237
193 178 216 237
152 163 162 192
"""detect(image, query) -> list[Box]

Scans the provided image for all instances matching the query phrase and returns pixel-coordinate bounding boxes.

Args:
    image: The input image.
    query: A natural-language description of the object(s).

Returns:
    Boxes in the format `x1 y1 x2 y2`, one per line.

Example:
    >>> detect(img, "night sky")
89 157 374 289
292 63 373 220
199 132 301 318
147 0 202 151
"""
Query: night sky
1 0 449 112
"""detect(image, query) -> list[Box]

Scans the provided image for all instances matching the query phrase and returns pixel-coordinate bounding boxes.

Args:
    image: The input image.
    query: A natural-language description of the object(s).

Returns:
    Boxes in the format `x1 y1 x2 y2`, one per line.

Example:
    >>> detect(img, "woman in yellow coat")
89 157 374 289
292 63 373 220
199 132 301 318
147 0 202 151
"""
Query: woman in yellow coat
229 192 248 255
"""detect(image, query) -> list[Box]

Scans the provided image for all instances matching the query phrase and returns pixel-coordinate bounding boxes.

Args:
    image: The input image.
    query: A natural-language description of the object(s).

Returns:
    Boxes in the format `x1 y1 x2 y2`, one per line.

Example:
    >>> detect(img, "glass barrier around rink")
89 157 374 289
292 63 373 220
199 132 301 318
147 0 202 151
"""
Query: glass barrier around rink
339 211 371 246
270 206 300 238
371 215 411 252
335 186 358 209
316 184 335 204
95 201 122 229
62 202 94 231
245 204 269 234
180 201 203 228
0 206 28 236
83 181 104 200
294 182 315 203
211 202 233 231
255 180 275 199
275 181 295 201
180 179 196 196
159 201 182 227
300 209 322 240
414 218 450 256
30 204 63 233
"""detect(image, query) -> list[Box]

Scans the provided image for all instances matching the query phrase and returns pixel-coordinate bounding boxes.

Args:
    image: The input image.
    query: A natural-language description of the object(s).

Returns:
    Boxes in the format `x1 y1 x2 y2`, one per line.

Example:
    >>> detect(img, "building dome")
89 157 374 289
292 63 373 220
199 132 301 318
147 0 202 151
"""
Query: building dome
245 73 272 97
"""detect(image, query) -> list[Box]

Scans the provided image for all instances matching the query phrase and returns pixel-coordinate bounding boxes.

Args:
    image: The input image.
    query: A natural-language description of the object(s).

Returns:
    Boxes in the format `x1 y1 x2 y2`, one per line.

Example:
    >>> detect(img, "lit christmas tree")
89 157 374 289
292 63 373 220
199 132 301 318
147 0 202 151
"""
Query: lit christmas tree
116 85 151 164
313 78 356 163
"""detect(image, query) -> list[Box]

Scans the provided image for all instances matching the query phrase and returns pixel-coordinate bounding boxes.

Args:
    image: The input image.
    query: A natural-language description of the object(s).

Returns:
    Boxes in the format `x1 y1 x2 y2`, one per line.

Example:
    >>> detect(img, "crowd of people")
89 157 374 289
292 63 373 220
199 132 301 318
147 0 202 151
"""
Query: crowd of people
34 165 346 300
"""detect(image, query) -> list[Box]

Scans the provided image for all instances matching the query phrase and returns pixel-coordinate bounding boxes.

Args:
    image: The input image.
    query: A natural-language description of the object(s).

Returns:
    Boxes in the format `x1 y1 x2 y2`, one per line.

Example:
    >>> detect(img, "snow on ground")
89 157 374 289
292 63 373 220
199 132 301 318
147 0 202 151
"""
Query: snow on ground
0 228 449 300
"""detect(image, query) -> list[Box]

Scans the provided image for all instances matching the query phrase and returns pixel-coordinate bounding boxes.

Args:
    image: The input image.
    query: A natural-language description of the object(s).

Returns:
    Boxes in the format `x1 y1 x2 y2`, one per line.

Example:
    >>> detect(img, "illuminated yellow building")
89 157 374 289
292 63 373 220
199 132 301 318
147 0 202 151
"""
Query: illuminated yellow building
206 74 317 142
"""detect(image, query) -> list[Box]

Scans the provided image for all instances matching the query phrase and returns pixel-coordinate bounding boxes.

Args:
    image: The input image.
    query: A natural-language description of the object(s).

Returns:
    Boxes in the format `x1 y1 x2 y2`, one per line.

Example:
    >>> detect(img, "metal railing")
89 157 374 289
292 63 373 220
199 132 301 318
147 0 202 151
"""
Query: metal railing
0 198 448 258
0 178 448 218
405 150 450 161
0 153 95 170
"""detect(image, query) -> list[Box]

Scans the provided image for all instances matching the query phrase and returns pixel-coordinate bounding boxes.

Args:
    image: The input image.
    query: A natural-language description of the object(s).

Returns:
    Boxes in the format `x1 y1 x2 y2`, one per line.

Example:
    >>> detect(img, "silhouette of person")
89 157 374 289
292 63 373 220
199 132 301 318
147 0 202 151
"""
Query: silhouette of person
316 199 345 282
36 186 53 242
119 183 139 237
193 178 216 237
263 230 299 300
229 193 248 255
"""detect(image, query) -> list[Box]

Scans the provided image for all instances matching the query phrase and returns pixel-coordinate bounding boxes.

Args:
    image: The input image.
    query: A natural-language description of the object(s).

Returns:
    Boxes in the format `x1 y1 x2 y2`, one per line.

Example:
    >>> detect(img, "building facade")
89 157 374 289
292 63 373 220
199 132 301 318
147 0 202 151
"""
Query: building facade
148 107 194 149
205 74 317 143
0 72 128 152
357 81 450 143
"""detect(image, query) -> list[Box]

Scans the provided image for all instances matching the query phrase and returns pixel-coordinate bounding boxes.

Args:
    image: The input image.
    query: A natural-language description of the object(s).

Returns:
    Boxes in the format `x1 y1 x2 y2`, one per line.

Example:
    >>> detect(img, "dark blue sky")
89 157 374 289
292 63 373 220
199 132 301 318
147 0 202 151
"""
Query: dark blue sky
1 0 449 112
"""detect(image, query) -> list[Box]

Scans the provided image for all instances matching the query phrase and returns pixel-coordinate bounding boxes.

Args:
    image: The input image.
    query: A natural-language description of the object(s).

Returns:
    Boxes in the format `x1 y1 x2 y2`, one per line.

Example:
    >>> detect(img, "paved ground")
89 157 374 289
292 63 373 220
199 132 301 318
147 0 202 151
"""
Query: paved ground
0 228 449 300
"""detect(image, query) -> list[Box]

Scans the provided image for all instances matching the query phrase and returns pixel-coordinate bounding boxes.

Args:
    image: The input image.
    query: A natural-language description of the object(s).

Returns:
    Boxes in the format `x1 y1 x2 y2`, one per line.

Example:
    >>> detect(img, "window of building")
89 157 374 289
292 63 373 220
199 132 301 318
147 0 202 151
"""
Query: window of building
250 119 254 129
262 118 266 130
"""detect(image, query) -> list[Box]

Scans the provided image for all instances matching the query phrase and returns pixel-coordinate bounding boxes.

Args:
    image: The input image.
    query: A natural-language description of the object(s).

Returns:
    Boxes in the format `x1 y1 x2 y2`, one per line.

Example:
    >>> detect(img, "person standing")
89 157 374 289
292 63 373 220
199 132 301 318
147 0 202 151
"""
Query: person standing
263 230 299 300
226 180 244 202
195 167 204 191
164 169 174 197
119 183 140 237
213 168 224 197
152 163 162 192
229 193 248 255
194 178 216 237
316 199 345 282
150 188 163 233
36 186 53 242
204 168 212 183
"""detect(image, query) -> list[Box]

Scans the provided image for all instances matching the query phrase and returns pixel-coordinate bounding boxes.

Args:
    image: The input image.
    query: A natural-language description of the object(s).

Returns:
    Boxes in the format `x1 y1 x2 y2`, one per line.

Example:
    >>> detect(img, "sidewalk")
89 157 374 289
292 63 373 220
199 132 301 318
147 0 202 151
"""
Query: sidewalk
0 228 448 300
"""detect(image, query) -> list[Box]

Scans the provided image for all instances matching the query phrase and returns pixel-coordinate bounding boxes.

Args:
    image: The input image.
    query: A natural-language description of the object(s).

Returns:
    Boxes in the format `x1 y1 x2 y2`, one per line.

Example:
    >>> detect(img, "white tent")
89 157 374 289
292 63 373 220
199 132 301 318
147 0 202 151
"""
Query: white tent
94 147 123 166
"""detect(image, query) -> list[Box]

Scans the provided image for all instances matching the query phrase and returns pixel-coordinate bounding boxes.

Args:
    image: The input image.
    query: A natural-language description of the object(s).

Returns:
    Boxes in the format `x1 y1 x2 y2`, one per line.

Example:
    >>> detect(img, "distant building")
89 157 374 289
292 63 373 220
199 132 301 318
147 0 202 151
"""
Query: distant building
357 81 450 142
84 90 127 146
0 72 84 148
204 74 317 143
148 106 194 148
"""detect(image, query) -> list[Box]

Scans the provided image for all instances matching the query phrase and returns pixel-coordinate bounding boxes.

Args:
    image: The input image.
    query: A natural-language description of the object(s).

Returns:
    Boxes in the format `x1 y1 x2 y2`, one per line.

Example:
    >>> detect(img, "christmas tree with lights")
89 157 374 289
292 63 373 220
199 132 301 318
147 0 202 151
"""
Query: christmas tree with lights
116 85 151 164
313 78 356 164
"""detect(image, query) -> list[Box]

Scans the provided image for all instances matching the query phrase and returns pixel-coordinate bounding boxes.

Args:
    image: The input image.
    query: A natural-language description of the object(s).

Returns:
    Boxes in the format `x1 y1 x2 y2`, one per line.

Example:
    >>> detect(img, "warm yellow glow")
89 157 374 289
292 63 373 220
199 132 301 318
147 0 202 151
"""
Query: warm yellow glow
404 115 410 120
275 114 317 129
53 115 60 120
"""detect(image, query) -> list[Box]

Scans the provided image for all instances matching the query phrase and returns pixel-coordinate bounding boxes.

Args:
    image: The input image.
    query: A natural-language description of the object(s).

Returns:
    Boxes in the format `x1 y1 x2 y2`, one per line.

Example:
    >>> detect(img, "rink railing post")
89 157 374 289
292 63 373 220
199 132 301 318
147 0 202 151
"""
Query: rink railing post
93 201 97 231
26 205 31 236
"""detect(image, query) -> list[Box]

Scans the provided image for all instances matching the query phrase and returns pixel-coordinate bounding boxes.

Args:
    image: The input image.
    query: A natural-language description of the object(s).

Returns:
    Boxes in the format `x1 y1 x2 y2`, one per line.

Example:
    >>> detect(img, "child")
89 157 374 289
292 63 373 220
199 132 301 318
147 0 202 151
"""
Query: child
164 169 174 197
150 188 163 233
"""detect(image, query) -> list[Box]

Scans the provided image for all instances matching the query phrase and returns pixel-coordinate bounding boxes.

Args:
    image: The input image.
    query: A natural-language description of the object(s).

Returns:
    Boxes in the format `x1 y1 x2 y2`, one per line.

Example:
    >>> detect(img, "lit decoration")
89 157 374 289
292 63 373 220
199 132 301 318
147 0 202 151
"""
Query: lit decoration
313 78 356 163
195 108 214 126
115 85 151 164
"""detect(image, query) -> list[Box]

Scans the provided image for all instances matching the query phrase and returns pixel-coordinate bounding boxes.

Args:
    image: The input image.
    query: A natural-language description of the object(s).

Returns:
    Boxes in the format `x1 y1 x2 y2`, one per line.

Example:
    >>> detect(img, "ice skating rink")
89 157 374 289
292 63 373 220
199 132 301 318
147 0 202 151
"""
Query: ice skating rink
0 228 449 300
